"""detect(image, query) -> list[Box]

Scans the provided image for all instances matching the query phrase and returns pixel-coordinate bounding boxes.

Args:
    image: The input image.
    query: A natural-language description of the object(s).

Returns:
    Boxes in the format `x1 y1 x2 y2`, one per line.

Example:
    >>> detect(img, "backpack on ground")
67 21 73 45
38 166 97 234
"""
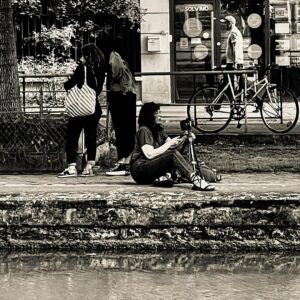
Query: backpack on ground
199 163 222 183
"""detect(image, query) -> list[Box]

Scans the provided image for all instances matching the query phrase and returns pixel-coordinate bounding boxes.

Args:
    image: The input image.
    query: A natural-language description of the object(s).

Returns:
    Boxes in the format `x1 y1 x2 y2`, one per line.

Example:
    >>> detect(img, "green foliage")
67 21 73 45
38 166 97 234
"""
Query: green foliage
15 0 142 71
19 24 77 75
13 0 41 16
13 0 142 31
18 56 77 74
48 0 141 26
33 24 76 52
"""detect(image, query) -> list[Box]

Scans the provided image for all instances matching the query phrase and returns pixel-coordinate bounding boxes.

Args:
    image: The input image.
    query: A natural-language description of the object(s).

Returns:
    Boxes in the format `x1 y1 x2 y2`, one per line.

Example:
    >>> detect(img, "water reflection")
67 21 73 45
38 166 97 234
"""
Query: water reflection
0 252 300 300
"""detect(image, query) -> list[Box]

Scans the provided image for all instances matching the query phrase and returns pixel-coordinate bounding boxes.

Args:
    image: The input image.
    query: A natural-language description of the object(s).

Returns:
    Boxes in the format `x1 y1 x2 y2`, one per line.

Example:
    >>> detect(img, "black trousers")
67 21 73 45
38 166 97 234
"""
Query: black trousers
65 113 101 164
107 91 136 160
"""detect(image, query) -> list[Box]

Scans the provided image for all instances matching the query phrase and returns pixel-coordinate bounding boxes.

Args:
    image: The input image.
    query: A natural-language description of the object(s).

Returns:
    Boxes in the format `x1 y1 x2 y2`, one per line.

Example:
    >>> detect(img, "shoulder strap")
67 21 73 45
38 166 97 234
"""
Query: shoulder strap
84 66 98 89
90 67 98 89
84 66 87 84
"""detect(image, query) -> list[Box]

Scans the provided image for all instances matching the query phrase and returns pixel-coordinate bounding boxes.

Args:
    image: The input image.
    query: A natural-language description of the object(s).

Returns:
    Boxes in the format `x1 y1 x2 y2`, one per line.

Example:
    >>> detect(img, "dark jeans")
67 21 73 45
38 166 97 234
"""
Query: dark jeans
108 91 136 159
65 113 101 164
130 147 193 184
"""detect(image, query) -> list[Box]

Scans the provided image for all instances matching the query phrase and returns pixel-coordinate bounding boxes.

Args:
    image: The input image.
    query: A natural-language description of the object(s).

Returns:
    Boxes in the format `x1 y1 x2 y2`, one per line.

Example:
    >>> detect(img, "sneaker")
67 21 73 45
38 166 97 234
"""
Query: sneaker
58 166 77 178
80 164 94 177
153 173 174 188
106 163 130 176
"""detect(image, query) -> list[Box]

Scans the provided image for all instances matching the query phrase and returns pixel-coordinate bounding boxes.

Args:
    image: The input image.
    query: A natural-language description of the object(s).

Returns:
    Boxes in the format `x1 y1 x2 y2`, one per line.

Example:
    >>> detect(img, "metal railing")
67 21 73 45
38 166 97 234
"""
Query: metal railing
0 69 261 172
0 73 111 172
134 69 257 133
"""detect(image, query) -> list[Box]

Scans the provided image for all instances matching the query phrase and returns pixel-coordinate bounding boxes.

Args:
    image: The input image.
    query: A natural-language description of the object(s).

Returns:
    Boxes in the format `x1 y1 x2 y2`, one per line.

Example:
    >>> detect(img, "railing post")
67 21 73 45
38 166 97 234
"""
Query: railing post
22 76 26 112
244 72 248 133
39 86 43 116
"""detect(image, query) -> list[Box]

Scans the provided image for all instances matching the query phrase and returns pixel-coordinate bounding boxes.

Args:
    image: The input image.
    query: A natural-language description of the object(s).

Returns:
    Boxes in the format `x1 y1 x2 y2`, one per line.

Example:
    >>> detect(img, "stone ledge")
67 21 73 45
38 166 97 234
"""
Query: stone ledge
1 194 300 251
1 234 300 251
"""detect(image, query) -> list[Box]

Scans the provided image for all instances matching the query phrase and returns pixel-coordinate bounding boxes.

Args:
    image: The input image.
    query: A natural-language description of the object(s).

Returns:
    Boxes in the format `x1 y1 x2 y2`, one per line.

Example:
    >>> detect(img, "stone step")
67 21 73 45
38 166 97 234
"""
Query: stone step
0 190 300 251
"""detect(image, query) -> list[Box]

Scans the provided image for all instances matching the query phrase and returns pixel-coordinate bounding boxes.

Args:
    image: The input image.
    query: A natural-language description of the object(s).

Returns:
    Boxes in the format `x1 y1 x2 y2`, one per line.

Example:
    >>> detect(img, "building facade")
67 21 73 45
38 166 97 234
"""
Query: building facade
140 0 300 104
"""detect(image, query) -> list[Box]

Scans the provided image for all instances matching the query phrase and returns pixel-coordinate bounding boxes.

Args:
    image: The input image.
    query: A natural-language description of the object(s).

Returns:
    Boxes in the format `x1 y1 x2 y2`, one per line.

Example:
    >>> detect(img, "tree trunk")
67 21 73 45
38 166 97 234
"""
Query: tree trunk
0 0 21 113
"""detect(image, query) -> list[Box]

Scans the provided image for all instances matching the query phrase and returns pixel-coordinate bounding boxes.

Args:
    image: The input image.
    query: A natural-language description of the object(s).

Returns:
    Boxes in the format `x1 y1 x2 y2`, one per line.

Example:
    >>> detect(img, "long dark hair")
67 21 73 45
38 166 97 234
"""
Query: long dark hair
138 102 163 134
81 43 105 70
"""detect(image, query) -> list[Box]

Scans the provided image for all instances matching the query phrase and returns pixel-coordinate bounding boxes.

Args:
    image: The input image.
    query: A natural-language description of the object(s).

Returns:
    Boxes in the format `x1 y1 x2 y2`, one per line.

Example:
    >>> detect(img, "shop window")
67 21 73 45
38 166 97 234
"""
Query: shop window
270 0 300 68
220 1 265 68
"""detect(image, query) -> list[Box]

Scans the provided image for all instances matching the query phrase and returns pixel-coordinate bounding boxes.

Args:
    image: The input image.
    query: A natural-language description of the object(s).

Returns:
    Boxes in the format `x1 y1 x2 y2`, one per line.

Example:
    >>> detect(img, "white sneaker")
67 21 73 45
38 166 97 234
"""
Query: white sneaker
58 166 77 178
80 164 94 177
105 163 130 176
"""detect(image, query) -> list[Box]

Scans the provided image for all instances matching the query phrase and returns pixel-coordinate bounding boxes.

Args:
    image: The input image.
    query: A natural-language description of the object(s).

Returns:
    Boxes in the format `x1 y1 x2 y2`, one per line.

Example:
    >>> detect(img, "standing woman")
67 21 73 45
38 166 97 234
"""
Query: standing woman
59 43 105 177
105 51 137 176
130 102 215 191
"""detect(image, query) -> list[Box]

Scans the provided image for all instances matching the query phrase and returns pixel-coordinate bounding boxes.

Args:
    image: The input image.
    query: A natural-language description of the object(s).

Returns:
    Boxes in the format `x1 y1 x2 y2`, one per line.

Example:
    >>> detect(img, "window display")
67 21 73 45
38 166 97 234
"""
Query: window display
274 22 290 34
294 4 300 18
274 6 289 19
275 39 290 50
270 0 300 67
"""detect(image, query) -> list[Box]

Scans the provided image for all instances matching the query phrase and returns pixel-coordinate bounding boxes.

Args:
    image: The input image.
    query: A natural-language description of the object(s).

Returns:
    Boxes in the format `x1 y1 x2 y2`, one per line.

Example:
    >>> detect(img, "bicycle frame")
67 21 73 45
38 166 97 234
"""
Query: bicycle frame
188 68 298 134
245 75 271 104
221 73 283 123
221 73 271 106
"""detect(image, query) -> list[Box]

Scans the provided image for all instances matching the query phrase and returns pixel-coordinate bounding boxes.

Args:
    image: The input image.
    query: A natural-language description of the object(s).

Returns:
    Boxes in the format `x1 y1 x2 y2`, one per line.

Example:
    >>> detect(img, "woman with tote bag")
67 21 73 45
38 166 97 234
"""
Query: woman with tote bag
58 43 105 177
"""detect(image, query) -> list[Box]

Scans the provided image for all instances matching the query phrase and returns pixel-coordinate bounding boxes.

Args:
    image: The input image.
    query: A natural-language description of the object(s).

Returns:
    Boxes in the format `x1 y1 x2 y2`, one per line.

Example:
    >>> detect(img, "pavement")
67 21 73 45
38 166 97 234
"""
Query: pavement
0 172 300 200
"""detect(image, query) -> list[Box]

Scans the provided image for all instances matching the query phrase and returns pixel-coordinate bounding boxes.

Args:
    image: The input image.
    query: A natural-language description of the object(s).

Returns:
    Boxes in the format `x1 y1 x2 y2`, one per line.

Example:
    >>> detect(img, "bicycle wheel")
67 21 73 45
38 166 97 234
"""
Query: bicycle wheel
261 85 299 133
187 87 232 133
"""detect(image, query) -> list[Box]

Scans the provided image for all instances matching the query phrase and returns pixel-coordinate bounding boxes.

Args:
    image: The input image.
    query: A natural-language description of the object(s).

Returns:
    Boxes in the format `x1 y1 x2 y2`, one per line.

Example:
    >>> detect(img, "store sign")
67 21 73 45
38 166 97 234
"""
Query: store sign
247 13 262 29
183 18 203 37
185 4 213 12
176 4 213 13
247 44 262 59
193 45 209 60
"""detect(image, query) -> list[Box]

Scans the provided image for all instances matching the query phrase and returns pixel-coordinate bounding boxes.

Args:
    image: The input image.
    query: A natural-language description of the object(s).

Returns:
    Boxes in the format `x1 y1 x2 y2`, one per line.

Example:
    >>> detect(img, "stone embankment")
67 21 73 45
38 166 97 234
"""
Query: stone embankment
0 133 299 252
0 172 300 251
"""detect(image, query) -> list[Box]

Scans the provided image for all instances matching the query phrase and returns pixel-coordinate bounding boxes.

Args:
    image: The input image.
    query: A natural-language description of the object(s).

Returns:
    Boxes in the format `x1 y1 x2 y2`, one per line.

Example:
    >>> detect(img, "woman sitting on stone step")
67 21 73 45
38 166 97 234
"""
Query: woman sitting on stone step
130 102 215 191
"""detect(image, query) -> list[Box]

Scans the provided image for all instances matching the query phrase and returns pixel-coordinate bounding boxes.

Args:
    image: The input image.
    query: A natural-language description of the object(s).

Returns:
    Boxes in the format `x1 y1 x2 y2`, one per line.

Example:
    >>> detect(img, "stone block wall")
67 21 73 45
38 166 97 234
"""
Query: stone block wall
140 0 171 103
1 194 300 251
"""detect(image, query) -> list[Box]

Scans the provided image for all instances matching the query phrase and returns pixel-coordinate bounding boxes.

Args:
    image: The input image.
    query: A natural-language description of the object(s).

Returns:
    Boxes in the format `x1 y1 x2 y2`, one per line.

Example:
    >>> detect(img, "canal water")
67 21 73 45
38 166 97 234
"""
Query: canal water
1 252 300 300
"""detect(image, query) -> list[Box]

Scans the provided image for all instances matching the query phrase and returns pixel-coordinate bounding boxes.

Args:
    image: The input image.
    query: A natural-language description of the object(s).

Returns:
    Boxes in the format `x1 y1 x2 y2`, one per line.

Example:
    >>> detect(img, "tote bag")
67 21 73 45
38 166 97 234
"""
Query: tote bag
65 66 96 117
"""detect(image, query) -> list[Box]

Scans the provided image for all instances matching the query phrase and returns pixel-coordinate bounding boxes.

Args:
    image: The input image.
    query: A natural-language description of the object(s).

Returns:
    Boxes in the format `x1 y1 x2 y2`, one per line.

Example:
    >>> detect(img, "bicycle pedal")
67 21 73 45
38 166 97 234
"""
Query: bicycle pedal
237 123 242 129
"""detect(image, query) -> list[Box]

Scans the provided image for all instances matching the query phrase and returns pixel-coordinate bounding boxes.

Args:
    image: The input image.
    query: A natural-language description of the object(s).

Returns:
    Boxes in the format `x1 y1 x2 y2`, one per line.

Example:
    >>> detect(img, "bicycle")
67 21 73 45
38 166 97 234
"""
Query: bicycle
187 67 299 134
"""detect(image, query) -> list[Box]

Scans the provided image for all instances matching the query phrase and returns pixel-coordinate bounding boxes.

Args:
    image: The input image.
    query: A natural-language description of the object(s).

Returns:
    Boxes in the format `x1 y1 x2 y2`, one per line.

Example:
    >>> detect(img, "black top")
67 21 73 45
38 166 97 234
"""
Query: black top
130 126 168 164
64 64 105 117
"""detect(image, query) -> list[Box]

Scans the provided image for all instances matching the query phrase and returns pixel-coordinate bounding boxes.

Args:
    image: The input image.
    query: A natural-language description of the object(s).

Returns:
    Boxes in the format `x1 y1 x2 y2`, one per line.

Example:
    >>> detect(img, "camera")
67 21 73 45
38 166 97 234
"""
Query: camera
180 118 193 131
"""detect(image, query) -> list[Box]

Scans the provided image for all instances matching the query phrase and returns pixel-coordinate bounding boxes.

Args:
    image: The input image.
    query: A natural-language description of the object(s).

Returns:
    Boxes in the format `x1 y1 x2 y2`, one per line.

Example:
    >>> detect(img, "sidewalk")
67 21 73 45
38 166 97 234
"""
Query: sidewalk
0 172 299 199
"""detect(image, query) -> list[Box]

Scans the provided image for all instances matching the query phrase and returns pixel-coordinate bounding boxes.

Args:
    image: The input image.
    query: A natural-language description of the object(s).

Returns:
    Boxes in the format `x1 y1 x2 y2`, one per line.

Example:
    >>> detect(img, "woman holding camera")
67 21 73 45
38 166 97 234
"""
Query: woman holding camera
130 102 215 191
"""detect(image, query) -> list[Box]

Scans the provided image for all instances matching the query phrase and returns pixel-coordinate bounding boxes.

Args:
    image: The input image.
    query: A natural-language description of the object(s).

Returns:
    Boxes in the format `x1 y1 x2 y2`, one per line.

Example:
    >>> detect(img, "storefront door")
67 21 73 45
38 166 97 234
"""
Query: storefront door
172 0 220 102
